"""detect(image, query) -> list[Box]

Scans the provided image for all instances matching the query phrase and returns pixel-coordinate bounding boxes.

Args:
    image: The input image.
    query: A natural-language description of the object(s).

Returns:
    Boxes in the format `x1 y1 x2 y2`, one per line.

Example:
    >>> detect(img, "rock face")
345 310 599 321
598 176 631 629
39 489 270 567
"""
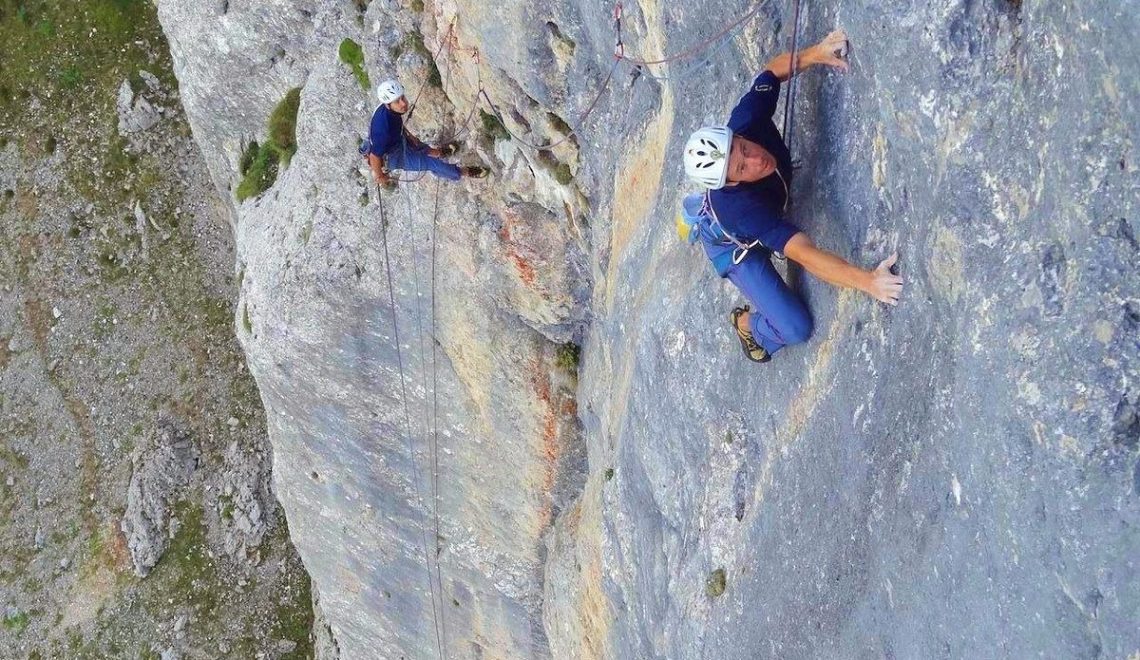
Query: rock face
157 0 1140 657
122 422 199 576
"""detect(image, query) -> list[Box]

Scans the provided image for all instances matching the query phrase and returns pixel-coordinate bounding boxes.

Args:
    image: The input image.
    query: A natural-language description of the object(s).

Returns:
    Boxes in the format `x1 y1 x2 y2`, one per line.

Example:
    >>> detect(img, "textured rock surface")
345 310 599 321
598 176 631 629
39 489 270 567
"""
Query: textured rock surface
122 421 200 576
0 1 314 653
158 0 1139 657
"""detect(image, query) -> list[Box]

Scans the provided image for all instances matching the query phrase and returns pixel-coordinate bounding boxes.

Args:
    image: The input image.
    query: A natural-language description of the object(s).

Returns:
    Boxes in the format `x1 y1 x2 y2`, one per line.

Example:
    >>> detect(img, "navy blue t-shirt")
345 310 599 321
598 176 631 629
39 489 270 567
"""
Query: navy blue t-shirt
368 105 404 157
707 70 800 252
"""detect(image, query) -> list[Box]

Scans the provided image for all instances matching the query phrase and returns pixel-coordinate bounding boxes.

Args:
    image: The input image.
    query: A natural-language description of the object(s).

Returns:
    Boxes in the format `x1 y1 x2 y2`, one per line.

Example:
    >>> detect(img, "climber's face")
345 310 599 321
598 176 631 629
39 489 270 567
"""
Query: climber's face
725 135 777 184
388 96 409 114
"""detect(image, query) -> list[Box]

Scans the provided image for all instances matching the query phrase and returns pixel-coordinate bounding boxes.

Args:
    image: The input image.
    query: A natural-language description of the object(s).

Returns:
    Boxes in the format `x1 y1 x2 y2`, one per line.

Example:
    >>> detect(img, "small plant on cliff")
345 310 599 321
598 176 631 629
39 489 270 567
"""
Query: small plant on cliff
479 109 510 145
705 568 727 598
555 341 580 371
236 87 301 201
338 38 370 90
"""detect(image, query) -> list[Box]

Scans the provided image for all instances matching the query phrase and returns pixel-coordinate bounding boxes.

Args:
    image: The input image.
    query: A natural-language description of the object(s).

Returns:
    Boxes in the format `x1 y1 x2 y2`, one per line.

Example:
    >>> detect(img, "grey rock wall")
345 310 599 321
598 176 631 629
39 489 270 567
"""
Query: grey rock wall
157 0 1140 657
567 1 1140 657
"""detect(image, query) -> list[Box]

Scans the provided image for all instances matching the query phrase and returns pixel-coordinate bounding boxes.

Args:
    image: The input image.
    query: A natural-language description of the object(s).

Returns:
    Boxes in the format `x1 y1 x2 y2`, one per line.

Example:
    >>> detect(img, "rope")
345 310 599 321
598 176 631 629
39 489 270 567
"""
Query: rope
399 177 449 654
476 57 620 152
440 48 485 143
620 22 741 83
377 189 446 659
428 176 447 648
781 0 803 155
385 21 483 182
406 19 456 120
613 0 773 67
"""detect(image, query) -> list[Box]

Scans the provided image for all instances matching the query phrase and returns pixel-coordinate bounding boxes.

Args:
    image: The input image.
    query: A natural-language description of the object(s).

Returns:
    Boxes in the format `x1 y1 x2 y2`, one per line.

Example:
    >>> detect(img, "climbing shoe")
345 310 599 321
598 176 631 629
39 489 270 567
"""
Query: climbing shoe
731 306 771 363
461 165 489 179
439 142 460 157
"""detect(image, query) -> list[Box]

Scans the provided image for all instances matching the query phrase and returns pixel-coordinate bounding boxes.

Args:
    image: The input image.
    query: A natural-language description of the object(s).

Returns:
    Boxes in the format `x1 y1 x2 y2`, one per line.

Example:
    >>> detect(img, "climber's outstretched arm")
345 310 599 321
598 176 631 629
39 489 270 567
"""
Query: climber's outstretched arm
783 232 903 305
765 29 849 81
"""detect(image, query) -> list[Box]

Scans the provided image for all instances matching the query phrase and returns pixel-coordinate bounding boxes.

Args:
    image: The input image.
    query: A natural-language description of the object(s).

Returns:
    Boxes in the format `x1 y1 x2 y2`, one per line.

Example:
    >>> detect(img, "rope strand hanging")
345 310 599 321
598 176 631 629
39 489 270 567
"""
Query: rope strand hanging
377 190 446 659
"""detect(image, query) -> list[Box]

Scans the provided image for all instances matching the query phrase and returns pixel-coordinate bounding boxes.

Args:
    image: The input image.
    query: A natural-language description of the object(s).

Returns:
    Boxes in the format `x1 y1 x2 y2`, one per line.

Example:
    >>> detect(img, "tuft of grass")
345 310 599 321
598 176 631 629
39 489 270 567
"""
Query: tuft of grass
338 38 370 90
553 162 573 185
152 501 221 618
536 149 573 185
268 87 301 164
241 303 252 334
409 0 424 11
706 568 727 598
3 609 29 633
238 139 258 175
235 87 301 201
58 66 82 88
555 342 580 370
219 494 235 521
479 110 509 144
235 142 279 202
604 468 614 481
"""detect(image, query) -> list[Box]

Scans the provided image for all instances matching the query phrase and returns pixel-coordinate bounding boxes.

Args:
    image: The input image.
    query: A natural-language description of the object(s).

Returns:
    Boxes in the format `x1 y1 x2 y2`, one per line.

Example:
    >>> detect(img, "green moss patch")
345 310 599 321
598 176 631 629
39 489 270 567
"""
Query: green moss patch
479 109 509 145
338 38 370 90
705 568 727 598
3 609 30 633
236 87 301 202
536 149 574 186
555 341 580 371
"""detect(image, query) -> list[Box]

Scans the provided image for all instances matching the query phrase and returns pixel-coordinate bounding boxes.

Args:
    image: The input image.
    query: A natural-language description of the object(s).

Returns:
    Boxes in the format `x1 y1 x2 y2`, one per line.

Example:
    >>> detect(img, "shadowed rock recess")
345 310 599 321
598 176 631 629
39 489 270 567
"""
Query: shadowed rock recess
157 0 1139 657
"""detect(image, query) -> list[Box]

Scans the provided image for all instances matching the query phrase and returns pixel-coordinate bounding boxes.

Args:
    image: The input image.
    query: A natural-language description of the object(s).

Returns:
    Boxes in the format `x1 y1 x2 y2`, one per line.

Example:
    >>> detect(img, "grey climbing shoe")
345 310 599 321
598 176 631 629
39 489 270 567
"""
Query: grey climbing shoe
731 306 771 363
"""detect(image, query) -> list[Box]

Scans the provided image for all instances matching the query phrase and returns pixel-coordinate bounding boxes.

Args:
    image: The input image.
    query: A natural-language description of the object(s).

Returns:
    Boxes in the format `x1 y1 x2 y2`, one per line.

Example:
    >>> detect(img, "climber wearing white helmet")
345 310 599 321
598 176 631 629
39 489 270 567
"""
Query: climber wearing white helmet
679 29 902 363
365 78 487 188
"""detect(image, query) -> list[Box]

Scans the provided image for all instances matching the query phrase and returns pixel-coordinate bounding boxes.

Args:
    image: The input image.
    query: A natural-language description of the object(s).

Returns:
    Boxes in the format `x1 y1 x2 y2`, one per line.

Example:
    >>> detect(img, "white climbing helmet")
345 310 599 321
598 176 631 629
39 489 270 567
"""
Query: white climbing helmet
376 79 405 105
683 125 733 190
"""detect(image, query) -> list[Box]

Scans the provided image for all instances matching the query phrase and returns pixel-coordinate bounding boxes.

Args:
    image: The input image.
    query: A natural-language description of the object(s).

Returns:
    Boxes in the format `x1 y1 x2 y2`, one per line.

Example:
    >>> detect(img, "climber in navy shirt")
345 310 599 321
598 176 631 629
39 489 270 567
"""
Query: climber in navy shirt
681 29 903 363
366 79 487 188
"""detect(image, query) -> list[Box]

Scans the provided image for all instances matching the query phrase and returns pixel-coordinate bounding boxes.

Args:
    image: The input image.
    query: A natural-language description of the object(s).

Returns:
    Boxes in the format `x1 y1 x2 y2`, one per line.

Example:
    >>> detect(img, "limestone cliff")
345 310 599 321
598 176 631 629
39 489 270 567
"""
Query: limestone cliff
157 0 1140 657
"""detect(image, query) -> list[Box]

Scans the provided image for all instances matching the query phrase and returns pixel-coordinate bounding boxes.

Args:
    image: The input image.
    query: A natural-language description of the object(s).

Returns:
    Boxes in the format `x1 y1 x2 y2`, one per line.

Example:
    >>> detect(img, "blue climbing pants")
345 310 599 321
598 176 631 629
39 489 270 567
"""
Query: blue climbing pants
702 241 814 355
385 144 461 181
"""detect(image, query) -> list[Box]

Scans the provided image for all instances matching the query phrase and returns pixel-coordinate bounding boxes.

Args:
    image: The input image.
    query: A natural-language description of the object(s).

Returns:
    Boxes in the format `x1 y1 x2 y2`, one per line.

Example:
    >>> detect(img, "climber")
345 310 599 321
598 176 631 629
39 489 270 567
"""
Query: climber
679 29 903 363
366 79 488 188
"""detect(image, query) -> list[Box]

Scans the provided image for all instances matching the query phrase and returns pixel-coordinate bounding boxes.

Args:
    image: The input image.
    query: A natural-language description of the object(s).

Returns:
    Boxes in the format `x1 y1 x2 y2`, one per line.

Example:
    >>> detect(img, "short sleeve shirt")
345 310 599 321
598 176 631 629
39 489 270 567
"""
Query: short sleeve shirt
707 70 800 252
368 105 404 157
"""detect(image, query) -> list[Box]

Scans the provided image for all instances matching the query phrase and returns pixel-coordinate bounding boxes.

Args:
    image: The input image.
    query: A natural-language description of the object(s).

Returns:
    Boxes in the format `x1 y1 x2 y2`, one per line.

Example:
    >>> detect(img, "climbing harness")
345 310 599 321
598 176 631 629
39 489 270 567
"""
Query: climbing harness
701 191 764 265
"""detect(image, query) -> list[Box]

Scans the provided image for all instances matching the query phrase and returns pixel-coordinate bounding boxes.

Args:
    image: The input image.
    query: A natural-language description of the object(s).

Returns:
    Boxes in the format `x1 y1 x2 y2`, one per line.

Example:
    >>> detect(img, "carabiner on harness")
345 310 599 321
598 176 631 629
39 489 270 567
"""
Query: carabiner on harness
701 192 763 265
